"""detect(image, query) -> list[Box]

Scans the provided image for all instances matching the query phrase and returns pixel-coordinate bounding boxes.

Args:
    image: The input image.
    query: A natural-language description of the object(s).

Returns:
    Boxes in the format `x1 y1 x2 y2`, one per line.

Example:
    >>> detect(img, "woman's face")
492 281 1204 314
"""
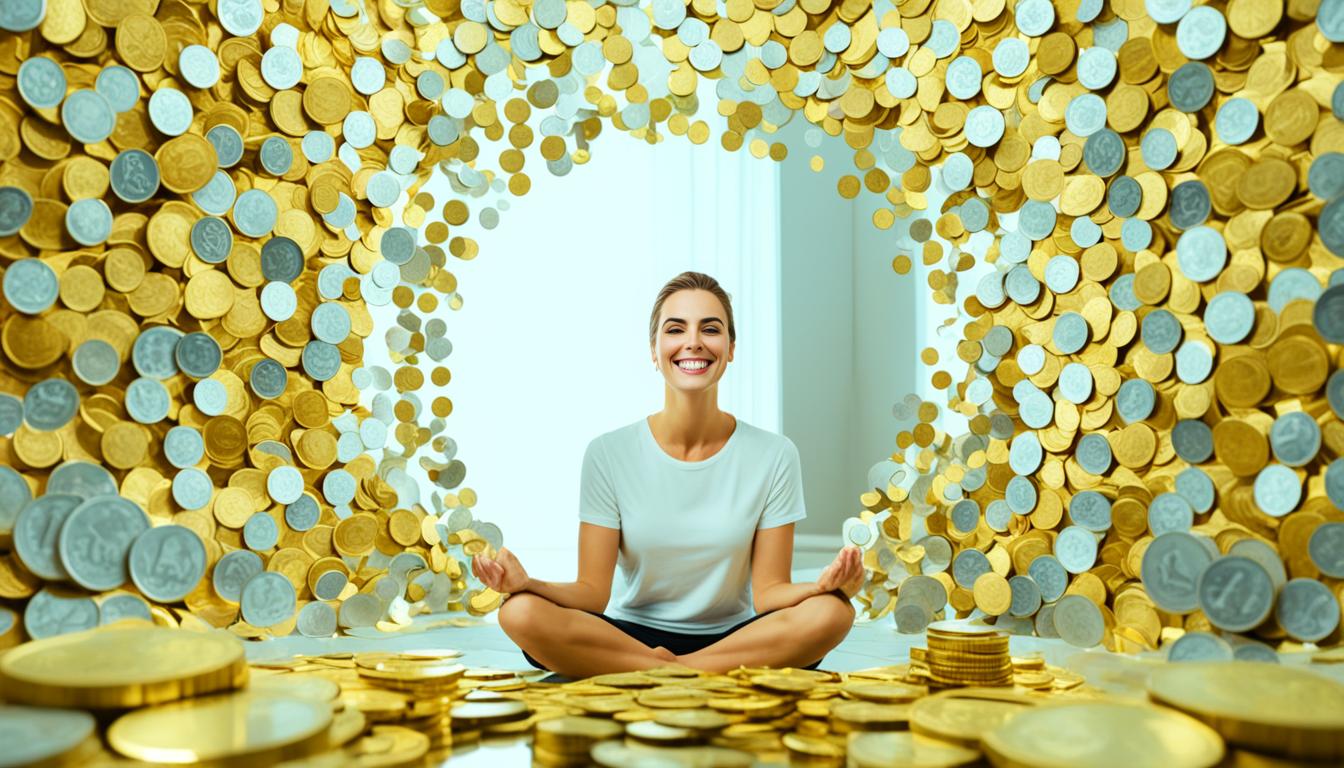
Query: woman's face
652 289 734 389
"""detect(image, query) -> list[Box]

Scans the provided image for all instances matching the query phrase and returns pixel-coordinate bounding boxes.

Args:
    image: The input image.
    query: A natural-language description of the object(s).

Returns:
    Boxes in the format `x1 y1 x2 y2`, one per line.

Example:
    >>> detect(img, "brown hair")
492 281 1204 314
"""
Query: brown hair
648 271 736 346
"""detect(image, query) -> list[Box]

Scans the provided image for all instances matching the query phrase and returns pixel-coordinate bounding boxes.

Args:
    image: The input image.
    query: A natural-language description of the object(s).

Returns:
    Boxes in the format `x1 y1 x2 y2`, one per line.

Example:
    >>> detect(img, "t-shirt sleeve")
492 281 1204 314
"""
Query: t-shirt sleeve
578 438 621 529
759 437 807 529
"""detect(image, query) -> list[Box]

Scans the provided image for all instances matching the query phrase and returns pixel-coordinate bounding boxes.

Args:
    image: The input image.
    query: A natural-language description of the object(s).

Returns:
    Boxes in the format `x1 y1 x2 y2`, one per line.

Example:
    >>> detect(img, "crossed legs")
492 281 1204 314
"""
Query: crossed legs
498 592 854 678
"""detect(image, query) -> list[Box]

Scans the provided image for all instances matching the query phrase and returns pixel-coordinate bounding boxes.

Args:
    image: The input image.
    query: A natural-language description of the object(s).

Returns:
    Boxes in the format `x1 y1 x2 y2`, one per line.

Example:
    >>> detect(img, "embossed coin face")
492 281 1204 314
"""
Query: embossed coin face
1196 556 1274 633
1142 532 1213 613
1276 578 1341 642
129 525 207 603
13 494 82 581
0 706 98 767
3 258 58 315
57 496 151 592
213 550 264 604
240 571 297 627
1167 631 1233 662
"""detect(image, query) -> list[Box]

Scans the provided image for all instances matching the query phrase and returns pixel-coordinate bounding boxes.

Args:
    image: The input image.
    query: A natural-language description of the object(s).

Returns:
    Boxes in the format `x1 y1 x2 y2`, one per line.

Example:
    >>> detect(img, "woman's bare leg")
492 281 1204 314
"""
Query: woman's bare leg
675 594 855 673
498 593 676 677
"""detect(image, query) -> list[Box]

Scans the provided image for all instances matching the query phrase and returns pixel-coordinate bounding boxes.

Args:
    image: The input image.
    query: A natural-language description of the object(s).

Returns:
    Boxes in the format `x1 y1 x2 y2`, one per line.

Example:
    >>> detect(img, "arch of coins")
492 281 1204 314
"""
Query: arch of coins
0 0 1341 660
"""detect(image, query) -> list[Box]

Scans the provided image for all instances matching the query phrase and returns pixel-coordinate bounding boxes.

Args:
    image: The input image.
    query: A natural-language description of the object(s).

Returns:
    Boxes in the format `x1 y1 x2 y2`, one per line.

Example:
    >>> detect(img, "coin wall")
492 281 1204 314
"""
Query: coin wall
842 2 1344 654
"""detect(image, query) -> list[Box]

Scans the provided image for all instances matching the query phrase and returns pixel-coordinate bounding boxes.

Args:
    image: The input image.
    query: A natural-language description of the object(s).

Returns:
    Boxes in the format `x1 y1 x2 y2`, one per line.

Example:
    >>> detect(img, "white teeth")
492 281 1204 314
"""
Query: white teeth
677 360 708 370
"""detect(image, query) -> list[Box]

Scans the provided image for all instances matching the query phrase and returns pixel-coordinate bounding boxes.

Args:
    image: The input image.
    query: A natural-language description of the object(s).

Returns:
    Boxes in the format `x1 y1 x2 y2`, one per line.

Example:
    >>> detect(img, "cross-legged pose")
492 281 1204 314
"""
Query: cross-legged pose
472 271 864 678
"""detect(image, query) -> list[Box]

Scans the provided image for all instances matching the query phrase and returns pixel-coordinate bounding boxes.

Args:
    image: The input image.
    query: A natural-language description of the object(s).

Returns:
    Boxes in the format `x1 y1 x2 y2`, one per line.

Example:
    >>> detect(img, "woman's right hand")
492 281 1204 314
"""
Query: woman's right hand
472 547 530 594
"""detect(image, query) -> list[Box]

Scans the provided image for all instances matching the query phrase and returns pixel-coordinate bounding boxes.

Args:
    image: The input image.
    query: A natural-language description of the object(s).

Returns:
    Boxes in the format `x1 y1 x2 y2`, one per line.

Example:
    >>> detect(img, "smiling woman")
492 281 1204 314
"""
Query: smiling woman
470 271 864 678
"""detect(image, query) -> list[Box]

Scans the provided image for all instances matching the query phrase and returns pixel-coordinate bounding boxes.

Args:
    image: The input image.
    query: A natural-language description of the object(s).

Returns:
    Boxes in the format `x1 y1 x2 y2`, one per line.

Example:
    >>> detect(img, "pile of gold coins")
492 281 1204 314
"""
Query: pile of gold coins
913 620 1014 687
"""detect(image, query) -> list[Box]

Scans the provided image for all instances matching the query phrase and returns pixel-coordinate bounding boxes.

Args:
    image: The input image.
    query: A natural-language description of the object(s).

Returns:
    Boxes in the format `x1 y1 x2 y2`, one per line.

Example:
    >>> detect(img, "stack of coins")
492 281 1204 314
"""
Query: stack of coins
352 653 471 755
920 622 1013 688
532 716 625 767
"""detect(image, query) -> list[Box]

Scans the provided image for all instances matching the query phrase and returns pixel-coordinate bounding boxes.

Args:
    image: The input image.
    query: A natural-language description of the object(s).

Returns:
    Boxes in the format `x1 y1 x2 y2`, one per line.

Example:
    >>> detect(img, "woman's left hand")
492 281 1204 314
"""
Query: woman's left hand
817 545 866 598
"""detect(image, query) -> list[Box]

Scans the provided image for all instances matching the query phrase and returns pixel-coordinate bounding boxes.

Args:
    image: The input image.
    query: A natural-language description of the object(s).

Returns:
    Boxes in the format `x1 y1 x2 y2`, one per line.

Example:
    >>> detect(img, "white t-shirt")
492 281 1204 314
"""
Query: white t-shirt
578 415 807 633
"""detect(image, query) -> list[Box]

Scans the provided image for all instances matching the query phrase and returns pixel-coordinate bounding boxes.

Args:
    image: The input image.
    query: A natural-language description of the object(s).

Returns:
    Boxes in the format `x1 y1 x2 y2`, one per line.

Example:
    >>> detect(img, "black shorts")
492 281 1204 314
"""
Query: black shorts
520 609 824 672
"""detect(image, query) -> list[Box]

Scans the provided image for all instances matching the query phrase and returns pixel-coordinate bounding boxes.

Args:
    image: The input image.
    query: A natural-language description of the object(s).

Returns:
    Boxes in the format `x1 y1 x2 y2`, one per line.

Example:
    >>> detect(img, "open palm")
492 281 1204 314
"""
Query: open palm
817 545 865 598
472 547 530 594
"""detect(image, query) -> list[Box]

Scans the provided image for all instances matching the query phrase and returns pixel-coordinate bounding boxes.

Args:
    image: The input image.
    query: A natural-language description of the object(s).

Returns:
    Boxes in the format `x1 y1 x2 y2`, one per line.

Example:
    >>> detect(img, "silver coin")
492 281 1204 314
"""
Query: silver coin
285 494 321 532
1204 291 1255 344
1171 182 1214 231
213 549 263 603
189 216 233 265
1065 93 1107 137
313 569 347 601
1008 432 1042 475
266 466 304 506
1141 531 1213 613
1044 255 1081 296
1140 129 1178 171
13 494 81 580
60 89 114 144
1027 554 1068 603
23 587 99 640
1174 339 1212 384
1148 492 1194 536
70 339 118 386
241 571 297 627
1115 378 1155 423
1232 641 1279 664
175 331 223 378
1308 153 1344 204
147 87 192 136
0 186 34 237
48 460 117 499
1214 97 1259 146
1054 526 1098 574
0 0 46 31
1145 0 1190 23
380 227 416 266
129 525 207 602
893 600 932 635
65 198 112 246
1108 176 1142 218
0 393 21 437
311 302 351 344
322 470 357 505
1308 522 1344 578
125 377 171 424
1314 284 1344 343
1057 362 1093 404
109 148 160 204
260 281 297 322
1006 575 1041 618
1171 420 1213 464
949 499 979 534
1052 312 1088 354
206 124 244 168
301 341 341 382
163 426 205 469
191 171 237 216
1167 631 1233 662
1005 474 1038 512
217 0 263 35
1168 61 1214 112
260 236 303 283
1052 594 1104 648
261 44 304 90
1079 128 1124 181
1325 0 1344 43
297 601 337 638
951 548 990 589
351 56 386 94
1004 264 1041 305
1014 0 1054 36
1141 309 1182 354
249 358 288 399
259 136 294 175
95 65 140 112
338 593 384 628
24 377 77 431
1077 46 1116 90
1269 411 1320 467
1034 603 1058 638
99 593 152 624
178 44 221 89
1175 5 1226 60
243 511 279 551
0 466 32 538
1268 267 1322 312
1328 458 1344 511
1068 490 1111 532
1253 463 1300 518
57 495 151 592
1018 200 1057 241
964 105 1005 147
1175 467 1215 514
1275 578 1340 642
132 326 183 380
1197 556 1274 633
981 326 1013 358
1075 433 1112 475
193 379 228 416
170 468 212 511
3 257 58 314
17 55 66 110
233 189 278 238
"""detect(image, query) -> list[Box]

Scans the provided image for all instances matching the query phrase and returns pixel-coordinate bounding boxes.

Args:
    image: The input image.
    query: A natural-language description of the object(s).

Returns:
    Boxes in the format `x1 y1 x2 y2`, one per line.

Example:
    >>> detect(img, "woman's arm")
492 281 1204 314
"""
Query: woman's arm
520 522 619 612
750 524 865 613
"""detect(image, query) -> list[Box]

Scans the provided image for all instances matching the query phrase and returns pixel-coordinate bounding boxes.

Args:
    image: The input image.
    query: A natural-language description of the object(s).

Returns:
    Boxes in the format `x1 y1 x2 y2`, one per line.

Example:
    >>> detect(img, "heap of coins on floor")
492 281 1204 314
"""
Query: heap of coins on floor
12 620 1344 767
843 1 1344 654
